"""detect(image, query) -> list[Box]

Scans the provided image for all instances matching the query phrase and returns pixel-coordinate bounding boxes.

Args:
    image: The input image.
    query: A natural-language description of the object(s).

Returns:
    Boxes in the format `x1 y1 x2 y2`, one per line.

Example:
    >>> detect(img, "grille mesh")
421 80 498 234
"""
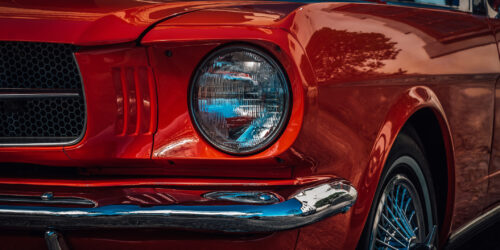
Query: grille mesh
0 42 86 144
0 42 81 89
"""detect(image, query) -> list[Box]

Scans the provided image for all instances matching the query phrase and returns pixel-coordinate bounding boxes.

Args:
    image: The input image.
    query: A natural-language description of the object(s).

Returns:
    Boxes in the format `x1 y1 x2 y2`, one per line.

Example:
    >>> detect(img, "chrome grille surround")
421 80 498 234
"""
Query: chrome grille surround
0 42 86 146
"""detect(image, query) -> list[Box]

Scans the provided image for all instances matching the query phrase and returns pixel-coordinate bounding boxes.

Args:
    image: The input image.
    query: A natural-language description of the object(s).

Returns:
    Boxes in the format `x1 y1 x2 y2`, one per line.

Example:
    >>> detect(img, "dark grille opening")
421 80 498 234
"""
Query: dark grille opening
0 42 86 145
0 163 83 179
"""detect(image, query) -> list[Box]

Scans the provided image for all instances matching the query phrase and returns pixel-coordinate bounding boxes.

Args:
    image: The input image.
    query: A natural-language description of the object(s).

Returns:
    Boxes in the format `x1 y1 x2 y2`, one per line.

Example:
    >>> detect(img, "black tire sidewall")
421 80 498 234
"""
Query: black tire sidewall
358 130 439 249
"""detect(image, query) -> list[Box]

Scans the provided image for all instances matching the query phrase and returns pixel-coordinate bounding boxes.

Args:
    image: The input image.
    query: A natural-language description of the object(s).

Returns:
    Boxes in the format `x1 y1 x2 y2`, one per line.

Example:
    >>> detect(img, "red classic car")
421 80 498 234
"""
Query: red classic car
0 0 499 249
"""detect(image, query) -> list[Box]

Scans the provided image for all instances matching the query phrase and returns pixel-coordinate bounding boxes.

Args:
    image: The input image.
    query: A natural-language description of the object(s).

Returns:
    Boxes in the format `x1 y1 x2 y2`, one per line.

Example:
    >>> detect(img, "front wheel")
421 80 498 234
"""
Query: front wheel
359 131 438 250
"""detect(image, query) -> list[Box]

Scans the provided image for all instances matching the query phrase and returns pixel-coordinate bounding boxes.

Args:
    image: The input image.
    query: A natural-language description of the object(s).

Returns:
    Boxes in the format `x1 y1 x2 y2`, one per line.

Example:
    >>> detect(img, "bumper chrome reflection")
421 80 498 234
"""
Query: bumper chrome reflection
0 180 357 232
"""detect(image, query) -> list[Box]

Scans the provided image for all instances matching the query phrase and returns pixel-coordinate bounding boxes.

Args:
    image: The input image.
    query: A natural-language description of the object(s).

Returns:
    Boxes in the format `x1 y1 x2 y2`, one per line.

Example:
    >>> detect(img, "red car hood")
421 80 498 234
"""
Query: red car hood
0 0 272 46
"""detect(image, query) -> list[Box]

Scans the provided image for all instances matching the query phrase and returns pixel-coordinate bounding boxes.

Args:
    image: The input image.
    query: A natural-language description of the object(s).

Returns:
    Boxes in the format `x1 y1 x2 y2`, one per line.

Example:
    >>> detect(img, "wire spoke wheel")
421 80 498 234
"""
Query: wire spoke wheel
359 131 438 250
370 174 427 250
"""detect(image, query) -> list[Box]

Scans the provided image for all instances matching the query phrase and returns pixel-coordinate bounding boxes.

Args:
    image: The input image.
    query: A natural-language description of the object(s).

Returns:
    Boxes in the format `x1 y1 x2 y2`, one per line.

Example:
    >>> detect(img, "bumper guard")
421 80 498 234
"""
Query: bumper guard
0 179 357 233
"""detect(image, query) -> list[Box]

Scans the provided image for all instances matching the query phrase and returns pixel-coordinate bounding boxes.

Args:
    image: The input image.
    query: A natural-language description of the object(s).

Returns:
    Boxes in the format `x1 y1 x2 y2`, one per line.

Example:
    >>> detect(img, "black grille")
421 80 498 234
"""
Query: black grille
0 42 85 145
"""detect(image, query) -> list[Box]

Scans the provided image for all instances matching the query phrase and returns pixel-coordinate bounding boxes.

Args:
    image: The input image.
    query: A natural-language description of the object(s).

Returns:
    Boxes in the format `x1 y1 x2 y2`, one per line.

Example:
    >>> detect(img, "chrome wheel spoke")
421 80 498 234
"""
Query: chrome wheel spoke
408 210 415 224
375 239 399 250
377 224 408 247
385 201 413 238
381 213 410 242
387 189 415 237
400 189 407 209
371 173 428 250
404 197 412 213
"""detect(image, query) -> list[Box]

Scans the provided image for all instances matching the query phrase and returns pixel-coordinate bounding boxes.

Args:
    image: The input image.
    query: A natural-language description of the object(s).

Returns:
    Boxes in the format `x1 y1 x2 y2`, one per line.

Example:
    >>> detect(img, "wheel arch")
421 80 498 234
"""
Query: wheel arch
403 107 454 247
352 86 455 248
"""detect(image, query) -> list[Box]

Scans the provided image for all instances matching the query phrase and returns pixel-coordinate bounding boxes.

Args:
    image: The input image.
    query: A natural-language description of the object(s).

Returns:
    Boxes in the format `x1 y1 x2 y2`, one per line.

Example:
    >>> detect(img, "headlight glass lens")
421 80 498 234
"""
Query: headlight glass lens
191 47 290 154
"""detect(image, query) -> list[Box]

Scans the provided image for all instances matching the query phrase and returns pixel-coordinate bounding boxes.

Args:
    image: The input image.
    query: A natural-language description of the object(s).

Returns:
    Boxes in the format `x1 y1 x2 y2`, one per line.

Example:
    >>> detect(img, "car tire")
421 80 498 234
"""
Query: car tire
358 127 439 249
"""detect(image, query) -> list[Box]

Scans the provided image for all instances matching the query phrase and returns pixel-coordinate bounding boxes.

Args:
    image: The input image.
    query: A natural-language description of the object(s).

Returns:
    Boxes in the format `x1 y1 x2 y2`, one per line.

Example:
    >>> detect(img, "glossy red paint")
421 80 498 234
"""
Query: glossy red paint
0 0 282 45
0 45 158 166
144 36 307 178
1 0 499 249
284 4 498 247
0 175 333 188
140 3 499 247
65 45 157 162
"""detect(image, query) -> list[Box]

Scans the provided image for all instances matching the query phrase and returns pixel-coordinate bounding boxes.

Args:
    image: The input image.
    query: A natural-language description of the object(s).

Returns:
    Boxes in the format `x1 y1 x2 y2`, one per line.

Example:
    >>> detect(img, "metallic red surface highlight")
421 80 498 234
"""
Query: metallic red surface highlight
0 0 499 249
0 176 333 188
0 1 287 45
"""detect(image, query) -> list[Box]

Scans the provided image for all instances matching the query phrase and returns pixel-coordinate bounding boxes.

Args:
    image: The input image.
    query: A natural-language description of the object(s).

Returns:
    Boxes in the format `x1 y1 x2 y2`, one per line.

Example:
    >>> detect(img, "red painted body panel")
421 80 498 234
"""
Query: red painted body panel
0 45 158 167
0 0 277 45
66 46 157 163
284 4 497 248
0 0 499 249
145 34 306 178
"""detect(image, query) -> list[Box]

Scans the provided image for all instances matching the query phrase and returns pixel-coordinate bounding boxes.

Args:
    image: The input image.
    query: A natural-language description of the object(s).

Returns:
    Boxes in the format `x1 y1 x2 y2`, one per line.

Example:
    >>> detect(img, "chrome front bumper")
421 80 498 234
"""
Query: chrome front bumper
0 180 357 233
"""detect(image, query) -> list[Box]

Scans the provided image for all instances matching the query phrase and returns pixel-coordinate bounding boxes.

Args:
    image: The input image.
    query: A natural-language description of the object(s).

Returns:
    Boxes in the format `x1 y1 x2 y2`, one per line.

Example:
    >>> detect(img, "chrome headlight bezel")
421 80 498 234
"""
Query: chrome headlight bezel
189 45 291 155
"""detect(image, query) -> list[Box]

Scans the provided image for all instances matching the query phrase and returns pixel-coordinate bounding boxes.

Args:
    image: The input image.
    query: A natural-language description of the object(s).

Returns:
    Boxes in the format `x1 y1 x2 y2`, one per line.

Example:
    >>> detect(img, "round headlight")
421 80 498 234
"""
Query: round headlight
190 46 290 154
